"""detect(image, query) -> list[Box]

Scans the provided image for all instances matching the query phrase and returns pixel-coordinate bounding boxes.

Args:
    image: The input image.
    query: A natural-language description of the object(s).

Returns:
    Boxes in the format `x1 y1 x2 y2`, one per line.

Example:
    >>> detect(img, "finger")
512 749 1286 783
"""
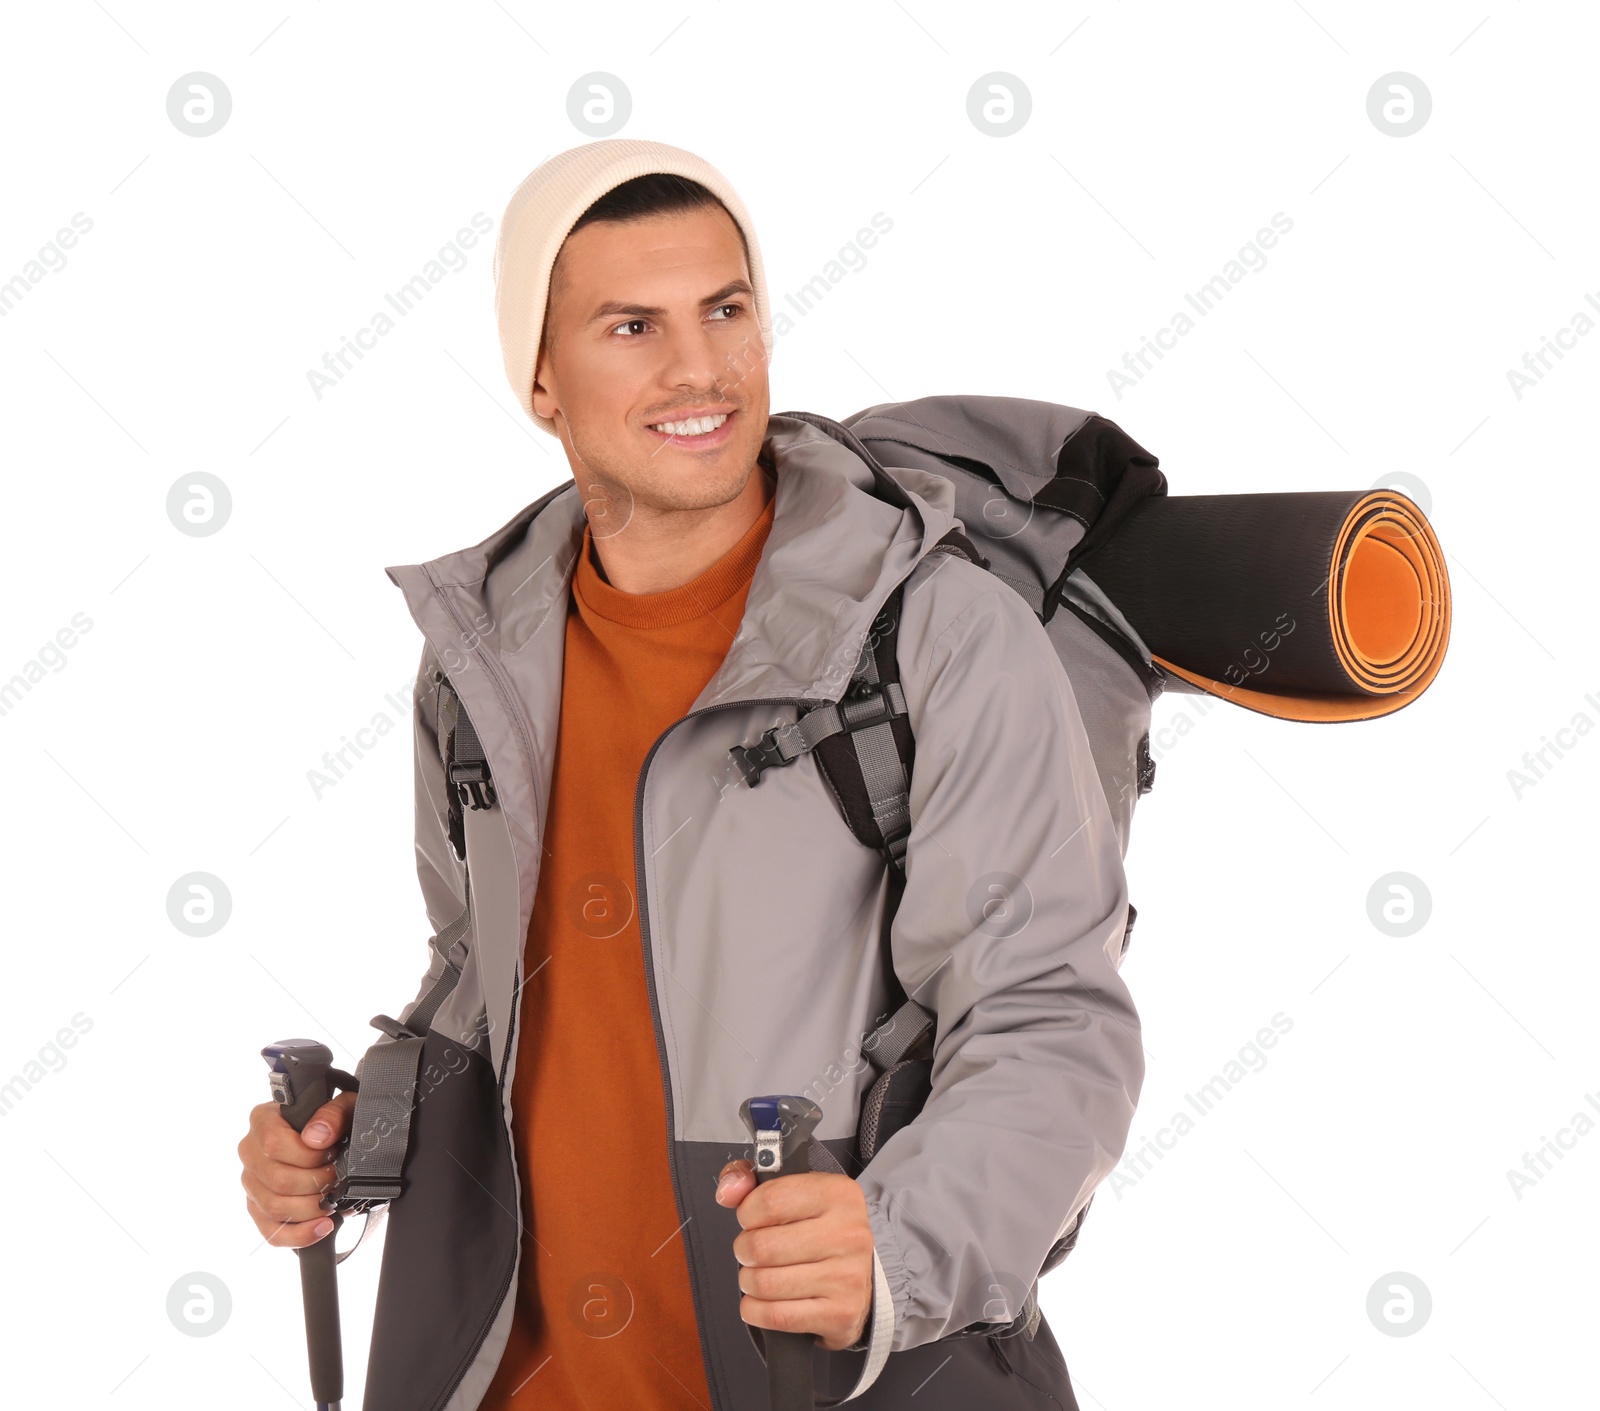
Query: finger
244 1103 327 1171
256 1209 339 1250
715 1161 755 1206
241 1166 340 1234
732 1215 845 1270
738 1292 832 1339
741 1288 867 1351
300 1090 358 1150
738 1256 844 1303
248 1097 351 1169
734 1195 874 1268
242 1144 343 1201
238 1128 341 1198
734 1171 839 1229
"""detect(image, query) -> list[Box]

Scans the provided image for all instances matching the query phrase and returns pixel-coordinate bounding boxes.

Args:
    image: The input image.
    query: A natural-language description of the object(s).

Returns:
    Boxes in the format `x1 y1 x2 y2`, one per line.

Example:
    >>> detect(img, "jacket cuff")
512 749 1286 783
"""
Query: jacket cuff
859 1187 911 1343
839 1244 896 1394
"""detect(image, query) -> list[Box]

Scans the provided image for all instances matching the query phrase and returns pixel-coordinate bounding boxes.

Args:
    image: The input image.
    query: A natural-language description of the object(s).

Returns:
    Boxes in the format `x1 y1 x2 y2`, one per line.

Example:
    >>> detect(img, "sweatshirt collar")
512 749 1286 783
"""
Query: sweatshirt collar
574 483 776 629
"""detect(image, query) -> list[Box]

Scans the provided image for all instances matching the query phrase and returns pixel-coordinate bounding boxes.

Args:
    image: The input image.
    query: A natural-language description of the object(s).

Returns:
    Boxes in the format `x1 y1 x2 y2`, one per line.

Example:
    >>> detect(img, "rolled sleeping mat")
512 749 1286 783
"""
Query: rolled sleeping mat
1074 490 1450 722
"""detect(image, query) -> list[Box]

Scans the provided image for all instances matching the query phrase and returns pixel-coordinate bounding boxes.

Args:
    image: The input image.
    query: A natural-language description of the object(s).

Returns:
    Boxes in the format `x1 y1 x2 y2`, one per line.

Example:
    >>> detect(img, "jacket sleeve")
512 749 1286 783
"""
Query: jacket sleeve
393 639 471 1031
853 570 1145 1355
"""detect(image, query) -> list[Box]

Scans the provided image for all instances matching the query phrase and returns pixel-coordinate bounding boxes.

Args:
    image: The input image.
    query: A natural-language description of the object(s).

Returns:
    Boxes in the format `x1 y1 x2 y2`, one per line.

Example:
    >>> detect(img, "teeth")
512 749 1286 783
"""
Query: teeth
650 412 728 437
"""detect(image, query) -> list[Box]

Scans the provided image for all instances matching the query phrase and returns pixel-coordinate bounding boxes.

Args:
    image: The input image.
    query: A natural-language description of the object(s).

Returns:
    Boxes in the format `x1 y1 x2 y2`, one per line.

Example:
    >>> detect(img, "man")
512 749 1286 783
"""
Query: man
238 138 1143 1410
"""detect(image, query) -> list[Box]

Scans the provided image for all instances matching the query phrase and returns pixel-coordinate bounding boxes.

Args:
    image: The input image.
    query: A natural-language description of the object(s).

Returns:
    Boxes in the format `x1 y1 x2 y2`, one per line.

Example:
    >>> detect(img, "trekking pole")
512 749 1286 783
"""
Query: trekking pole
739 1095 825 1411
262 1039 348 1411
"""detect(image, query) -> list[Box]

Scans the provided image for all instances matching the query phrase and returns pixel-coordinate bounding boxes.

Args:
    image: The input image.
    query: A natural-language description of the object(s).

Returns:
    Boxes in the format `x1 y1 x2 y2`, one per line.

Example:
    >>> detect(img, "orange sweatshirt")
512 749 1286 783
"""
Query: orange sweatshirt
478 485 776 1410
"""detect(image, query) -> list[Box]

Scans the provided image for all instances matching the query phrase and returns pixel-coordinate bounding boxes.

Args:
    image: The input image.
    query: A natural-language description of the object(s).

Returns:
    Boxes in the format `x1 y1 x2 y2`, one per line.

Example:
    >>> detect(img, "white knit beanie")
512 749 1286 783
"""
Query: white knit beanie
492 139 775 437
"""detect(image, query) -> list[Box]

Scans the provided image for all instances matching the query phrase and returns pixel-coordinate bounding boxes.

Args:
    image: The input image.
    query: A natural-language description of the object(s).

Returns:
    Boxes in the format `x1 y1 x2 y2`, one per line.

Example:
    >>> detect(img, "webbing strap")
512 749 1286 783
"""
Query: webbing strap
727 597 914 873
807 1138 848 1177
864 998 934 1071
336 896 471 1209
333 1202 387 1266
757 681 908 769
844 630 912 868
398 899 471 1034
449 700 493 807
439 675 496 861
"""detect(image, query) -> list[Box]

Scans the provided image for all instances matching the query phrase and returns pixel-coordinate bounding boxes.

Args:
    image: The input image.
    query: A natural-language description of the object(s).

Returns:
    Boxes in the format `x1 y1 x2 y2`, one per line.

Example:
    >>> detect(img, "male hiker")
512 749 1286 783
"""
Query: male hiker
237 139 1143 1410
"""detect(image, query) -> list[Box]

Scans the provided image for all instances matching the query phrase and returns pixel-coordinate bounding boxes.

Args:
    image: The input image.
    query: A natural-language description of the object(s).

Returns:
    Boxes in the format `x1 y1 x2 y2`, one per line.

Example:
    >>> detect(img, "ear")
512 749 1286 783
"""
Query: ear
530 342 557 422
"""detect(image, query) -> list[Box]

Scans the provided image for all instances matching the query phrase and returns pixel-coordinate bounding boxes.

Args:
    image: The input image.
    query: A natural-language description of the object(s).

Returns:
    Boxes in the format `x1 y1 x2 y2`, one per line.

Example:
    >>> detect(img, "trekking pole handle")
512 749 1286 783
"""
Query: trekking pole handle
739 1096 825 1411
263 1039 346 1411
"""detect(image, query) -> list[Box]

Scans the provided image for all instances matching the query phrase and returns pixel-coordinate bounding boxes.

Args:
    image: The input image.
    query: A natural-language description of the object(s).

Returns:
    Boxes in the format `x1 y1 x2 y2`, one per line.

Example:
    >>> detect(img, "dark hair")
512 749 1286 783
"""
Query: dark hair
543 173 748 353
568 171 728 235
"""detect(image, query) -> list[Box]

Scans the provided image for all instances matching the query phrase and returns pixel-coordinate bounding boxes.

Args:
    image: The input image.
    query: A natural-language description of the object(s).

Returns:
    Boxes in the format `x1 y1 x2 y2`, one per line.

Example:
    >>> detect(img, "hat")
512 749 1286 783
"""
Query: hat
492 139 775 436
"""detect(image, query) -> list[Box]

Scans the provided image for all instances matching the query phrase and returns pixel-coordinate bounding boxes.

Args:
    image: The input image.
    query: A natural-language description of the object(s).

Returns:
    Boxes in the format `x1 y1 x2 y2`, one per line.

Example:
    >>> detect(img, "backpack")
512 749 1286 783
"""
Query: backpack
731 400 1167 872
723 401 1171 1322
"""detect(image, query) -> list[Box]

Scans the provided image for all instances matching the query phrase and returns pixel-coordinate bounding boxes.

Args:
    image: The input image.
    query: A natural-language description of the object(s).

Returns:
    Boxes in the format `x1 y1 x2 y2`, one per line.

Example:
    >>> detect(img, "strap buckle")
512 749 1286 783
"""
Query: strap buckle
333 1178 403 1213
729 726 792 787
449 760 496 811
882 825 910 870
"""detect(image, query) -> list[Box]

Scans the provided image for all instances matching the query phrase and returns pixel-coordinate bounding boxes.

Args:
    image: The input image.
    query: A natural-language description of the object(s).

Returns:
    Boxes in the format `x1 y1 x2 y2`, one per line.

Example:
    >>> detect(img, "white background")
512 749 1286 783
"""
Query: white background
1 2 1594 1407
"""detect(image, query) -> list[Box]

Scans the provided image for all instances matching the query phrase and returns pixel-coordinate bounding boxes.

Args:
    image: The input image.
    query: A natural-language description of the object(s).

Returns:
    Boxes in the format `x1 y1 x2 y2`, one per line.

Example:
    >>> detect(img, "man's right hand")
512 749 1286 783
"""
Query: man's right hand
238 1089 359 1247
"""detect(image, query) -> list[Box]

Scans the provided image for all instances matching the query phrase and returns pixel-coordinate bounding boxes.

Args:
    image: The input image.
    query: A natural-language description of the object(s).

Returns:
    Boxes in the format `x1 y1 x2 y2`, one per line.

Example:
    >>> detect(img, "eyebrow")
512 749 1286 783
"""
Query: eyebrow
584 279 753 325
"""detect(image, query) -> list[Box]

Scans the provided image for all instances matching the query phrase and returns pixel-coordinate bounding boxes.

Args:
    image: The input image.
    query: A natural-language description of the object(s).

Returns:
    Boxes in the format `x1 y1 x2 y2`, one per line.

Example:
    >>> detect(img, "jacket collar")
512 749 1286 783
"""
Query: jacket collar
384 412 962 709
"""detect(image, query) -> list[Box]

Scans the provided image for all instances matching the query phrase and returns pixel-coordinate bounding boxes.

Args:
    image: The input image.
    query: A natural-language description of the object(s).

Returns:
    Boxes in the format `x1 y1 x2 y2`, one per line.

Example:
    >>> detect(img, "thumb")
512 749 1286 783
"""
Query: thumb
301 1090 357 1149
715 1159 755 1207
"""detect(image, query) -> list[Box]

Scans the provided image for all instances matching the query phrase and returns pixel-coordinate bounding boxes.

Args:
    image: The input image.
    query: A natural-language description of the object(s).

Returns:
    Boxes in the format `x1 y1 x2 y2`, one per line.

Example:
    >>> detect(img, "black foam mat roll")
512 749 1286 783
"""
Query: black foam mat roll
1075 490 1450 721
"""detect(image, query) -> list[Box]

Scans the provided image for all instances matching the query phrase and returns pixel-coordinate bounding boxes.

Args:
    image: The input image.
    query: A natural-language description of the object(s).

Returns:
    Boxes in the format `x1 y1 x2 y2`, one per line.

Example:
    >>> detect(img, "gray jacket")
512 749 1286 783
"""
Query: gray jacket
366 411 1144 1409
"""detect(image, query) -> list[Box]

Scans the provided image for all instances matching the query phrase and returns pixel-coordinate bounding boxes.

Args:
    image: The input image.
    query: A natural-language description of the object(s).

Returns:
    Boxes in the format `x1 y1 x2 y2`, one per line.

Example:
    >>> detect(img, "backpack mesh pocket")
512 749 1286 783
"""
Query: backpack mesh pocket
856 1056 933 1166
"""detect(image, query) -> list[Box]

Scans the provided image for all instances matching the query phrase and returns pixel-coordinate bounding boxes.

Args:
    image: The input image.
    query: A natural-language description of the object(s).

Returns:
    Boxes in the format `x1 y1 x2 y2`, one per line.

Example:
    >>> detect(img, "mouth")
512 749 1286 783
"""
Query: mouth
644 407 737 450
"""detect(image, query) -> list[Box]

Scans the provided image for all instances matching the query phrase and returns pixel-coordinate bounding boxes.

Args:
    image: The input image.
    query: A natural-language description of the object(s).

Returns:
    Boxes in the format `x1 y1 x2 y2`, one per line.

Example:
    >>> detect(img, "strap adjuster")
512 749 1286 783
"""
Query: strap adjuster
333 1178 403 1213
882 825 910 870
449 761 496 811
729 682 907 789
837 682 899 731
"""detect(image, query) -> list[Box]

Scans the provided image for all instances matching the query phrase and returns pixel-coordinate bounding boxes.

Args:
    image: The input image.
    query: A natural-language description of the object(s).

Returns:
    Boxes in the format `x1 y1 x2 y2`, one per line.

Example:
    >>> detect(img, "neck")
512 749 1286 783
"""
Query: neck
587 450 775 594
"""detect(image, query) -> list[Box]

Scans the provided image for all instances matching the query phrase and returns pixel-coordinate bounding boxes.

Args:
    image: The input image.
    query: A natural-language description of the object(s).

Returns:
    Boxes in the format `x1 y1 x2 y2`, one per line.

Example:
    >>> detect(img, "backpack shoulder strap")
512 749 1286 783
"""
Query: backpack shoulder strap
435 671 497 862
811 525 981 869
337 671 496 1212
727 525 980 872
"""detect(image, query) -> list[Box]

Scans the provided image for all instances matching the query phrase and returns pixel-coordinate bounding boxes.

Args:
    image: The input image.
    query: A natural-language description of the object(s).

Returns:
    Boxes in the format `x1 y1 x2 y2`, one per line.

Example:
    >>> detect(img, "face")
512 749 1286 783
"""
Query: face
531 204 771 522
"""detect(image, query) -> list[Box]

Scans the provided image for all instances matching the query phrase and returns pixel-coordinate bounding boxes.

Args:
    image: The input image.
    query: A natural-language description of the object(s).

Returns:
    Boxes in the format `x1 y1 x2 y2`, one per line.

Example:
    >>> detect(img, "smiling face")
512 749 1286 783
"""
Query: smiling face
531 203 771 525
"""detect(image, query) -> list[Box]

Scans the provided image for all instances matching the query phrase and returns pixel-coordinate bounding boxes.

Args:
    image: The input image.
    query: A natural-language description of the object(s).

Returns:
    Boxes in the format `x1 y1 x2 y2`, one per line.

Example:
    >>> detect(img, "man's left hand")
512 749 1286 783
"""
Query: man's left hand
715 1159 874 1352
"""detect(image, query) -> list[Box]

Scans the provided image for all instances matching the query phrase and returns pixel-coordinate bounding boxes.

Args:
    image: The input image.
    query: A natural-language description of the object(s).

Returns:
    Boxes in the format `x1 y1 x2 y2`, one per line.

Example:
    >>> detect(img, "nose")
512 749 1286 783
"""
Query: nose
655 314 761 398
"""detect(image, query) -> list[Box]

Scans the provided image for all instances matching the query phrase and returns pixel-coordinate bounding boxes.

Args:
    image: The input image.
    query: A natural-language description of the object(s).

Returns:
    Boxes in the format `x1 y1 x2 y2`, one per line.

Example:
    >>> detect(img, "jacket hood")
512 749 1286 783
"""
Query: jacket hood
383 412 964 710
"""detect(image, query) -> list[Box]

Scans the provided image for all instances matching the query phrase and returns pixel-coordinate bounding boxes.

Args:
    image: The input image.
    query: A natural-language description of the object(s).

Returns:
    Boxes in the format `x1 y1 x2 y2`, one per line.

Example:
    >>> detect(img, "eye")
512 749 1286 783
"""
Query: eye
611 318 650 337
709 302 742 320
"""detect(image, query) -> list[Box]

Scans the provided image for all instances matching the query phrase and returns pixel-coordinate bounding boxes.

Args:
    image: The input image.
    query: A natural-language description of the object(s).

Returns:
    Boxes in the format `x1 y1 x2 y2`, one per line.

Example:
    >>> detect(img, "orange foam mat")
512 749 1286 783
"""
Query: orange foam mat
1151 492 1451 722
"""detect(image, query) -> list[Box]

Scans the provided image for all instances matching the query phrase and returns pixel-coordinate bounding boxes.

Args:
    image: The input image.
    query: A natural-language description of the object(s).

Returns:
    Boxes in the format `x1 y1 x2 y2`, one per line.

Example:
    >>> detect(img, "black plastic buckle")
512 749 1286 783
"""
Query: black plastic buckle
730 726 792 787
331 1145 404 1212
1136 731 1156 796
837 682 895 731
883 826 910 870
449 761 496 811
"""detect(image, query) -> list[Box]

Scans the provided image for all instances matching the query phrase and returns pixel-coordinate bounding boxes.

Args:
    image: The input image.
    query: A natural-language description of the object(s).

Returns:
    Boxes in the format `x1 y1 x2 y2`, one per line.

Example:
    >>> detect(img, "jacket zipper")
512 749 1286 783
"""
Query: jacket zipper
427 581 544 1411
423 552 921 1407
632 694 809 1411
627 546 944 1397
